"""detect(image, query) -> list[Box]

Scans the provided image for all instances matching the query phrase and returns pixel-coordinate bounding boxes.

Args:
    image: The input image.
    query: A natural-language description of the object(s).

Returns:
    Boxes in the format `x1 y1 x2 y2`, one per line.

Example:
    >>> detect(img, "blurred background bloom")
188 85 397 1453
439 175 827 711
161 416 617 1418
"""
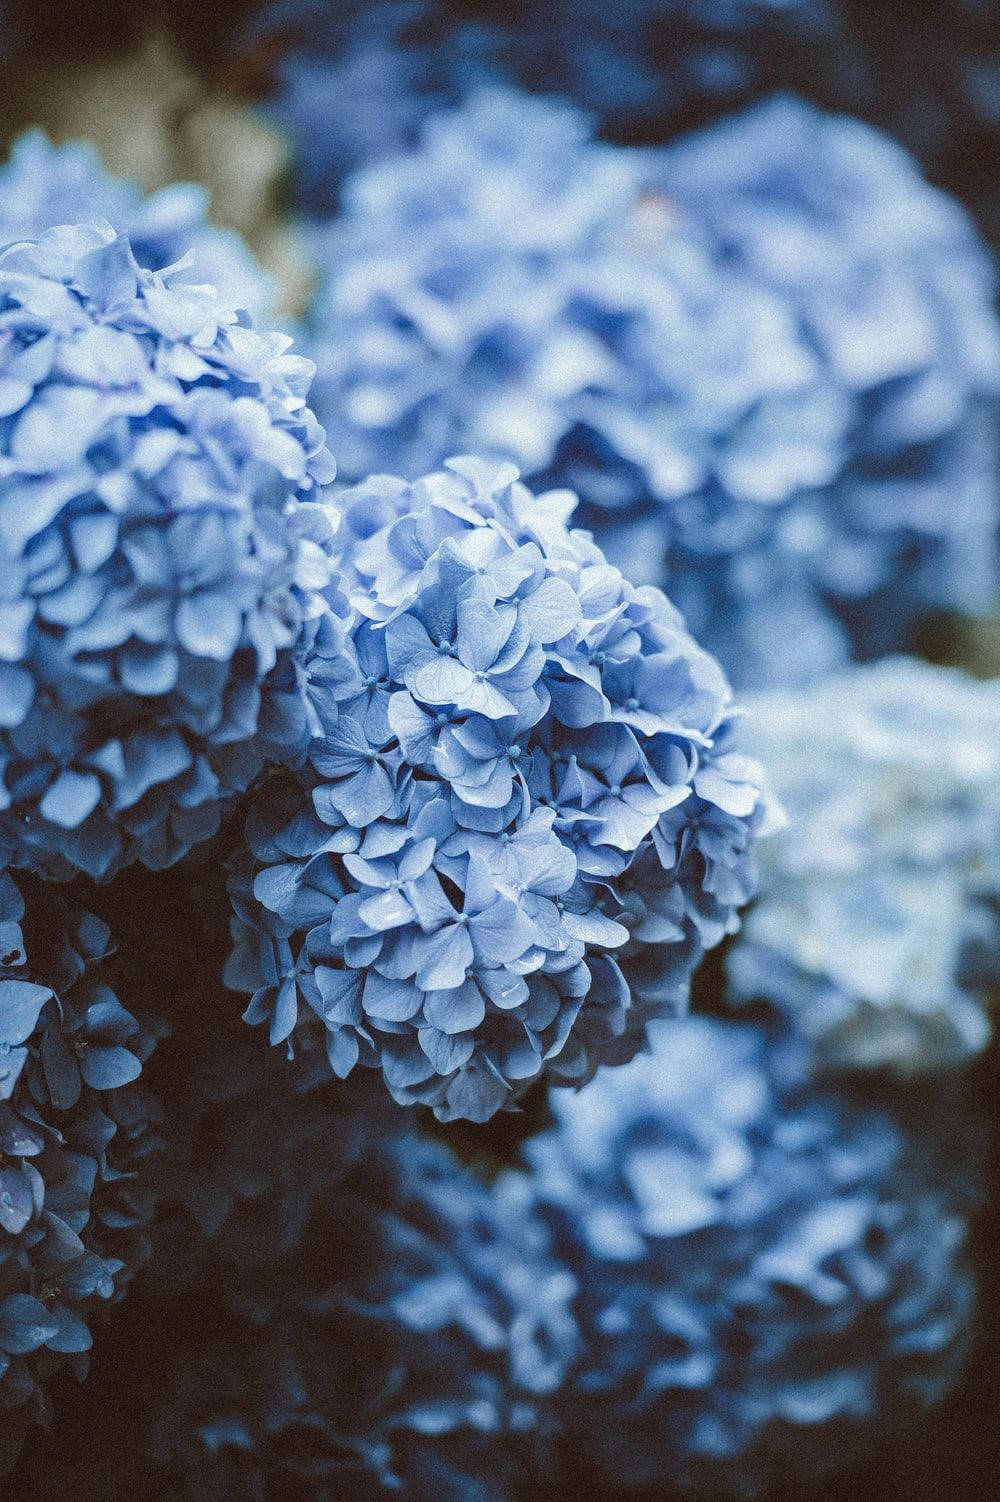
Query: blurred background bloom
728 658 1000 1072
509 1015 981 1496
299 85 1000 688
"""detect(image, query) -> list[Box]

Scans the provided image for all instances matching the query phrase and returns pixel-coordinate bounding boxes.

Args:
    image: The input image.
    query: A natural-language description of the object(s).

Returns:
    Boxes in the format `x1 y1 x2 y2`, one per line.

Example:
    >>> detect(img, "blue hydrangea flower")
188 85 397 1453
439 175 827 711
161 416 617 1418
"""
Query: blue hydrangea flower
727 657 1000 1073
657 93 1000 662
225 457 775 1121
505 1014 979 1496
240 1 453 218
9 1012 578 1501
303 86 1000 688
243 1 860 214
0 869 162 1475
0 220 337 880
0 131 274 323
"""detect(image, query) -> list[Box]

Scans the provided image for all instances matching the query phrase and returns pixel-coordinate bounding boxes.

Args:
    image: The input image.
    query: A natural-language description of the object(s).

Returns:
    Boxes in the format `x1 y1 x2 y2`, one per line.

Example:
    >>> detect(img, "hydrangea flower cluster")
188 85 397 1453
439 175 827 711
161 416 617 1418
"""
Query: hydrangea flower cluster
226 457 774 1120
303 86 1000 687
0 870 161 1474
0 221 336 881
12 1023 579 1501
243 1 861 215
658 93 1000 661
0 131 274 322
505 1015 979 1497
239 1 454 218
728 658 1000 1073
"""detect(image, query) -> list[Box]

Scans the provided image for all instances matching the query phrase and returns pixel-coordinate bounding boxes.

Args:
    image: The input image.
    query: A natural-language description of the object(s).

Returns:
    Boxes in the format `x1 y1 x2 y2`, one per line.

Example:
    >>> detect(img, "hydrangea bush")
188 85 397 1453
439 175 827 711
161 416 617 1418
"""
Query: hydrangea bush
303 86 1000 687
0 13 993 1497
225 457 775 1120
728 658 1000 1072
0 221 335 881
0 870 161 1473
0 130 274 321
505 1015 979 1496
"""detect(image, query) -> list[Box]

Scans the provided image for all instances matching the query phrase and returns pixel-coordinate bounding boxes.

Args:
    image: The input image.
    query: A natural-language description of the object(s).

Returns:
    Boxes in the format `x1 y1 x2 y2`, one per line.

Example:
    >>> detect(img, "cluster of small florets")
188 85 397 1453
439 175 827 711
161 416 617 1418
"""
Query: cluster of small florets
0 221 336 881
226 457 773 1120
13 1028 579 1502
0 131 274 320
0 870 161 1472
504 1015 978 1497
302 86 1000 688
727 657 1000 1073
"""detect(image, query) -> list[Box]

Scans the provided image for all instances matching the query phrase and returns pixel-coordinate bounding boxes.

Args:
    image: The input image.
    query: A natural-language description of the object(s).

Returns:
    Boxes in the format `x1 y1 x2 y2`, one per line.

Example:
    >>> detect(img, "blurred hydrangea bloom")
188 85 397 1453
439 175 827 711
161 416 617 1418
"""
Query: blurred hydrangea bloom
242 1 860 214
0 870 161 1474
658 94 1000 661
450 0 860 144
506 1014 978 1496
0 221 336 881
225 457 774 1120
728 658 1000 1072
0 131 274 322
241 1 452 218
152 1134 576 1500
304 87 1000 687
12 1029 578 1501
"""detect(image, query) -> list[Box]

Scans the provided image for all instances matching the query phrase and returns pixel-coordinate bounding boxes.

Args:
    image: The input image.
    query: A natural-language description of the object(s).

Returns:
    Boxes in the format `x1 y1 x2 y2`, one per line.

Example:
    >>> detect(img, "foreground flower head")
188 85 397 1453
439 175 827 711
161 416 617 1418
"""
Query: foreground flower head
0 131 274 322
728 657 1000 1072
304 85 1000 687
226 457 774 1120
0 871 161 1474
507 1014 979 1496
0 221 336 880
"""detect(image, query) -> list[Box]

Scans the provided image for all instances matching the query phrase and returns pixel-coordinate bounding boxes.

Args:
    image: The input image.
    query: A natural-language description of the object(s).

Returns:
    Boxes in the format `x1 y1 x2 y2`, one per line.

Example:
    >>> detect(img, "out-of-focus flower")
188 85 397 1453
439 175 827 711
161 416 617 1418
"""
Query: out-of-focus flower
658 93 1000 662
240 1 863 213
225 457 775 1121
728 657 1000 1072
303 87 1000 687
0 221 336 881
9 1007 578 1501
240 1 451 218
506 1014 979 1497
0 870 162 1476
1 31 311 319
0 131 273 322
